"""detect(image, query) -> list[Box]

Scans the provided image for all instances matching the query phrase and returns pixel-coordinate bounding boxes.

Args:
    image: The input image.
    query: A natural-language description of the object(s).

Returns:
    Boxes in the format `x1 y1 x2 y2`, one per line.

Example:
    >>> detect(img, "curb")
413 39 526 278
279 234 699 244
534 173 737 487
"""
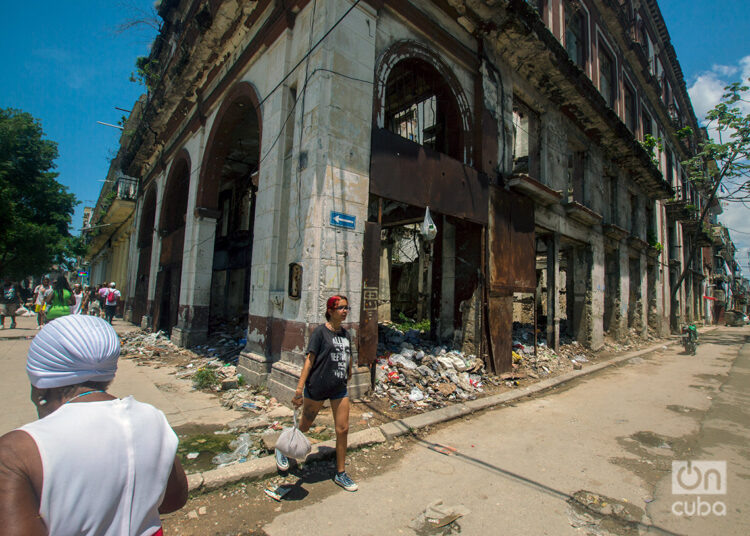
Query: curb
187 331 712 493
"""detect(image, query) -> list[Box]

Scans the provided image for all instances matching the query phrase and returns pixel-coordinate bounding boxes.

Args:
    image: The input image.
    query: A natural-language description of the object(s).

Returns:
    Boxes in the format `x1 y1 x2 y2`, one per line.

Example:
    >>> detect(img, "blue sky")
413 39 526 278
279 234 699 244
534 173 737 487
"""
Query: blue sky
1 1 748 269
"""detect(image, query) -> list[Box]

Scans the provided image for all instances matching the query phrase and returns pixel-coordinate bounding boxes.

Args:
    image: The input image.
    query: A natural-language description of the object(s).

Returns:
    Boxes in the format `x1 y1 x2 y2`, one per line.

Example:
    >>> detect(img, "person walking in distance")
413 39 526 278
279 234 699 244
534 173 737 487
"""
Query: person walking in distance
275 295 358 491
1 279 22 329
45 275 75 322
33 277 52 329
103 282 121 324
87 285 101 317
71 283 84 315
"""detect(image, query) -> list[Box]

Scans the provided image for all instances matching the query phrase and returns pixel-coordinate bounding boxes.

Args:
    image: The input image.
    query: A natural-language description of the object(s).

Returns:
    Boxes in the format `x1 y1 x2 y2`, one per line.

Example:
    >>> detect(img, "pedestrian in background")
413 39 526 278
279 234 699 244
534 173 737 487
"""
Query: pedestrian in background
33 277 52 329
87 285 101 317
1 279 22 329
0 315 188 534
103 282 121 325
45 275 75 322
97 283 108 318
275 295 358 491
70 283 84 315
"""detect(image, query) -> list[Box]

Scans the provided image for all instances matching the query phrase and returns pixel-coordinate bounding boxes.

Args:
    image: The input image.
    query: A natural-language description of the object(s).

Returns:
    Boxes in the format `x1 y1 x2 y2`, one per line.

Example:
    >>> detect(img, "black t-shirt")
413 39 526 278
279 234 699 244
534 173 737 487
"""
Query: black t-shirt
305 324 352 400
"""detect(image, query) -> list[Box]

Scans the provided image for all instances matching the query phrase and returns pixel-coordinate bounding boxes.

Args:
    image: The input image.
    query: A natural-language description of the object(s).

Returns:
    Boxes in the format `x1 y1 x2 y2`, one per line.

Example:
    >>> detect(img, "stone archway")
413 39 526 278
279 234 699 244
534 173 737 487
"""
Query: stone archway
154 151 190 334
373 40 473 164
198 82 262 334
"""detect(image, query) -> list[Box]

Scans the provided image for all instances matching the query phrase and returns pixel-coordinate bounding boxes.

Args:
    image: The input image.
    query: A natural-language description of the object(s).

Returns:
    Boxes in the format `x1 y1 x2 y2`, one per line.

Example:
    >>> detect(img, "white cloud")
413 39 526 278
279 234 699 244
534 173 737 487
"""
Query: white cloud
711 64 737 77
689 56 750 275
688 55 750 124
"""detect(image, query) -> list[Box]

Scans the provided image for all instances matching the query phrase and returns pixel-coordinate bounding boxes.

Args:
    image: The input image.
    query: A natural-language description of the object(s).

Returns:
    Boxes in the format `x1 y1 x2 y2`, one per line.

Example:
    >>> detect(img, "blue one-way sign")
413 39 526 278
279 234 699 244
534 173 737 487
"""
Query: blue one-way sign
330 211 356 229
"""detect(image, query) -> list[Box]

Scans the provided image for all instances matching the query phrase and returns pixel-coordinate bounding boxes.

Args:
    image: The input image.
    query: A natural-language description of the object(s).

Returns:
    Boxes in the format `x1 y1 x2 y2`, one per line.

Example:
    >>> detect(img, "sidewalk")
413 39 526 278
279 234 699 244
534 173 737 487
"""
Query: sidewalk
0 314 245 435
186 329 708 493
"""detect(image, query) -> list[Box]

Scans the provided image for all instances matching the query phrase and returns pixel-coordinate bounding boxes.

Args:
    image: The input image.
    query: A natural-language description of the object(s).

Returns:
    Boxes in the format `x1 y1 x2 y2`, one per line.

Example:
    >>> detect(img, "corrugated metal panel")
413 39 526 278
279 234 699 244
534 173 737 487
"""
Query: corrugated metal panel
370 128 489 225
489 186 536 293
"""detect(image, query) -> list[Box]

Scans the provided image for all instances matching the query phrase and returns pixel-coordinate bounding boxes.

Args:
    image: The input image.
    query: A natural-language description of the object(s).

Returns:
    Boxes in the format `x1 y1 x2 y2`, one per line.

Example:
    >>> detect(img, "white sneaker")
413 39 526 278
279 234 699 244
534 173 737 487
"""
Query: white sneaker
275 449 290 471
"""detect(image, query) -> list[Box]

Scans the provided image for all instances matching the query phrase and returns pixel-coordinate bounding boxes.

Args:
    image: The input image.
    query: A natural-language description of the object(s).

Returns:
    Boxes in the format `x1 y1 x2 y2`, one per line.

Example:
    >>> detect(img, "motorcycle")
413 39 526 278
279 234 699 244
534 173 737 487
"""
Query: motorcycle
681 324 698 355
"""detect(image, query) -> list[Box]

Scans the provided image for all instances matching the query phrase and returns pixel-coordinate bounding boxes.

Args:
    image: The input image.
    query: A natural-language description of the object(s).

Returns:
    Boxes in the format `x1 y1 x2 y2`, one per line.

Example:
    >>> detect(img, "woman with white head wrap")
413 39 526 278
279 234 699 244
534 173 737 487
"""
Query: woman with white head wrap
0 315 188 535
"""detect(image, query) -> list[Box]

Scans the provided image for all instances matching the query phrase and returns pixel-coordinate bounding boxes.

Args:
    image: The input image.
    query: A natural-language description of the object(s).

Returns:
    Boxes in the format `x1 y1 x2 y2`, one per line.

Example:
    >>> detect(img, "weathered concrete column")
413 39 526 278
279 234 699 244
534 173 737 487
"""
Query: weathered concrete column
171 211 217 347
142 174 165 329
638 252 648 336
590 238 605 350
546 233 560 350
568 242 604 349
240 0 378 404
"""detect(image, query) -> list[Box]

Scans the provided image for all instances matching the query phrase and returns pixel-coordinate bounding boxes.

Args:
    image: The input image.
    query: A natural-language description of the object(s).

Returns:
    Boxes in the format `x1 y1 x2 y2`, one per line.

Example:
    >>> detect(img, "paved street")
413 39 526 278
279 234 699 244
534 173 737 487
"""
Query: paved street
0 315 243 435
261 326 749 536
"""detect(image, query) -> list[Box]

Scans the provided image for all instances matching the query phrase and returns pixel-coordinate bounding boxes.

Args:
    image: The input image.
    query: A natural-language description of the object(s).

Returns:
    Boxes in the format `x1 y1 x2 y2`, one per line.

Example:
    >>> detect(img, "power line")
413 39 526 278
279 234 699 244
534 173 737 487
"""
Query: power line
257 0 362 109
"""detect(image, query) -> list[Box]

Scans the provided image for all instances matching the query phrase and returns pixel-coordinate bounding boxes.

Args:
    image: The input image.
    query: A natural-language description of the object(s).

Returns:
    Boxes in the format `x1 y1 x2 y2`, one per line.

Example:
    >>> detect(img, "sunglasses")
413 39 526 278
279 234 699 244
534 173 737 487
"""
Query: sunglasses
334 305 350 311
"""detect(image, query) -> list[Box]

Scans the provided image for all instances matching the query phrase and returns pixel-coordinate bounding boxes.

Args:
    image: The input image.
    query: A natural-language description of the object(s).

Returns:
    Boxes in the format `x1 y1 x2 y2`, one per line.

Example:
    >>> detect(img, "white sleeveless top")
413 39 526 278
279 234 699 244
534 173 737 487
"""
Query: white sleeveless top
20 396 178 536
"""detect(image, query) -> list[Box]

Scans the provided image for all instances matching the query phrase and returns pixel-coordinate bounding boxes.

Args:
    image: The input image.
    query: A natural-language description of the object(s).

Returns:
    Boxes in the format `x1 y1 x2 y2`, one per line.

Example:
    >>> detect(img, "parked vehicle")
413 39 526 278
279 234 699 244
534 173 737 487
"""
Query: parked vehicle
681 324 698 355
725 310 747 327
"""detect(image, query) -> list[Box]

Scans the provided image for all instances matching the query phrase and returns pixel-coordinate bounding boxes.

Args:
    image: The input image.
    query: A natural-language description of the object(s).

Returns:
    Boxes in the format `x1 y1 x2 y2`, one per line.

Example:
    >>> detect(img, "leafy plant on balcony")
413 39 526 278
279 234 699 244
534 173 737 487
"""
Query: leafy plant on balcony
639 134 663 166
647 230 663 252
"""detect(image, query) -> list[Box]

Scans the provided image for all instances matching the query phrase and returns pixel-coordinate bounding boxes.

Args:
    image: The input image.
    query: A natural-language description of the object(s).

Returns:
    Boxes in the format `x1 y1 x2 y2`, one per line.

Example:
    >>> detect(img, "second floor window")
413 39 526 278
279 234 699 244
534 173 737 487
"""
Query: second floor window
598 46 616 107
623 82 636 132
565 2 587 69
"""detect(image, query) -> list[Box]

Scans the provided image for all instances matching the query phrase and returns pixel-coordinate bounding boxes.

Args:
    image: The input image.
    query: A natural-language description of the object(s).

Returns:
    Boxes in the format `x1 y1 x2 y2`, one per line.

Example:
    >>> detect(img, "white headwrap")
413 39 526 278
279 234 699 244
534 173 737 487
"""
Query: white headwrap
27 315 120 388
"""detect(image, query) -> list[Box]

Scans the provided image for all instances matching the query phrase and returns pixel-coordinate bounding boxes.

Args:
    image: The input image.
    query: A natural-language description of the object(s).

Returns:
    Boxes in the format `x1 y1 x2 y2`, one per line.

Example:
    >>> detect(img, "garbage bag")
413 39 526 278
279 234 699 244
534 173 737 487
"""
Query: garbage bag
420 206 437 241
276 409 311 460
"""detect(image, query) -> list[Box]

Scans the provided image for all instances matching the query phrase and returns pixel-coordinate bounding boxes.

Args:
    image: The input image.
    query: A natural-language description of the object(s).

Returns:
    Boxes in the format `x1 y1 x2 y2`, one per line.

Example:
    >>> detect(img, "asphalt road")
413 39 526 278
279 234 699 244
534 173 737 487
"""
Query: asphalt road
262 326 750 536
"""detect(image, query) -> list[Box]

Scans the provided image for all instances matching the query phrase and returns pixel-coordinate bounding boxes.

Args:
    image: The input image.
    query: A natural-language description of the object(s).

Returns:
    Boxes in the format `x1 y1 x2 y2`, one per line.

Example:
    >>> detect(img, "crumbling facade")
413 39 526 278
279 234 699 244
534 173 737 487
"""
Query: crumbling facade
101 0 716 397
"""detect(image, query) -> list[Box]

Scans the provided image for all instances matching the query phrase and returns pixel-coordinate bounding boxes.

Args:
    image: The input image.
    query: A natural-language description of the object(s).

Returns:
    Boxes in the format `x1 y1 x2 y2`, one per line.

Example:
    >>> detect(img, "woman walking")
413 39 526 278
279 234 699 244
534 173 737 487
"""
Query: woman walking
275 295 358 491
45 275 75 322
71 283 84 315
33 277 52 329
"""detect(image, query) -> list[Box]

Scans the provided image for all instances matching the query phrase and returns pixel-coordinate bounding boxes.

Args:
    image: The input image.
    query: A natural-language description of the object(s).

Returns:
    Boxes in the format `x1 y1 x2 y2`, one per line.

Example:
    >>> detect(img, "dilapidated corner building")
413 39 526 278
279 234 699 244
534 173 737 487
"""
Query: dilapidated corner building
120 0 704 398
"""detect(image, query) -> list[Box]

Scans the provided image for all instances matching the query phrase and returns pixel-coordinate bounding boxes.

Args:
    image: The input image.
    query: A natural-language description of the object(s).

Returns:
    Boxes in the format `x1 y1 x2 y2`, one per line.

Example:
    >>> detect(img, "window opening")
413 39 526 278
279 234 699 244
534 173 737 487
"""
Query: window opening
598 45 616 107
565 1 588 69
385 59 463 161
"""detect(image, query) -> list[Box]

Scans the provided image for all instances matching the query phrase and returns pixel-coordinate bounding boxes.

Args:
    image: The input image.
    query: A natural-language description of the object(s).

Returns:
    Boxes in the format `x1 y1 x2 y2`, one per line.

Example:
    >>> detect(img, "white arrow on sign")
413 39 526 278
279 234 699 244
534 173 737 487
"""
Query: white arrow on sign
333 214 355 225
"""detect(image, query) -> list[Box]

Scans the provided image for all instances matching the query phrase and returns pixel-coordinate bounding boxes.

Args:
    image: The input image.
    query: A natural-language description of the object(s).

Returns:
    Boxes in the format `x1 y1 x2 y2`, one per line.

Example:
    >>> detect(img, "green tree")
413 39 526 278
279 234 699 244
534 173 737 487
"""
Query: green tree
0 109 82 279
671 79 750 313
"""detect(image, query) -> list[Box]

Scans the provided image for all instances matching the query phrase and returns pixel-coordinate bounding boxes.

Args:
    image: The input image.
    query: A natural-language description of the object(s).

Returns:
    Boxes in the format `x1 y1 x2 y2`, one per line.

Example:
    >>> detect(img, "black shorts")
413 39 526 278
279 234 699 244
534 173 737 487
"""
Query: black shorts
304 386 348 402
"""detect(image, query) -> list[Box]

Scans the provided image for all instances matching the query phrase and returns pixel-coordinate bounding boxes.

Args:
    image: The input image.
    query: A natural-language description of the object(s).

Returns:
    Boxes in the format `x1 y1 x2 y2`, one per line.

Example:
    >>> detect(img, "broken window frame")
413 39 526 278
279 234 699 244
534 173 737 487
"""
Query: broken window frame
565 0 589 70
566 149 587 206
512 97 542 180
597 42 616 108
623 79 637 133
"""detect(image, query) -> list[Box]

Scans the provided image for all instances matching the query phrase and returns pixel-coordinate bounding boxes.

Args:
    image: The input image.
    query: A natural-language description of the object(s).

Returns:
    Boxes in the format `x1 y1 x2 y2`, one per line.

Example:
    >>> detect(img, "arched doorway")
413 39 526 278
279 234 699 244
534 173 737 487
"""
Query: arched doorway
198 83 261 334
154 154 190 334
133 186 156 326
362 43 488 366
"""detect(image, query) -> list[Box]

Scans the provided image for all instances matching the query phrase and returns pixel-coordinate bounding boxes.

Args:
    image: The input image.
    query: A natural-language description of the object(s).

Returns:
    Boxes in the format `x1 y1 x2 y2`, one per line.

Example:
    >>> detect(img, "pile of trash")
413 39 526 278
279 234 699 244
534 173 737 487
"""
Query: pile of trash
120 330 182 360
372 324 490 409
192 324 247 362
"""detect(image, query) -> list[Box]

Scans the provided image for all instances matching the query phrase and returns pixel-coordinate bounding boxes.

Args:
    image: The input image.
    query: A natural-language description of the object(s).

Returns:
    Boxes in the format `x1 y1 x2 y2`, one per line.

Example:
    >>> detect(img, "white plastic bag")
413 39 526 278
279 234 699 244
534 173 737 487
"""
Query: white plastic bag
420 206 437 241
275 409 311 460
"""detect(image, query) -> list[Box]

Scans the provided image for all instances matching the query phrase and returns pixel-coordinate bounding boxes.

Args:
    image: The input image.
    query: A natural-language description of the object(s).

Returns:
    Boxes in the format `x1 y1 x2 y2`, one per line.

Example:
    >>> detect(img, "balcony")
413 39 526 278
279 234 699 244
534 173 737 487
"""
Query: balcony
564 200 602 226
102 177 138 225
663 199 696 222
506 173 562 206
